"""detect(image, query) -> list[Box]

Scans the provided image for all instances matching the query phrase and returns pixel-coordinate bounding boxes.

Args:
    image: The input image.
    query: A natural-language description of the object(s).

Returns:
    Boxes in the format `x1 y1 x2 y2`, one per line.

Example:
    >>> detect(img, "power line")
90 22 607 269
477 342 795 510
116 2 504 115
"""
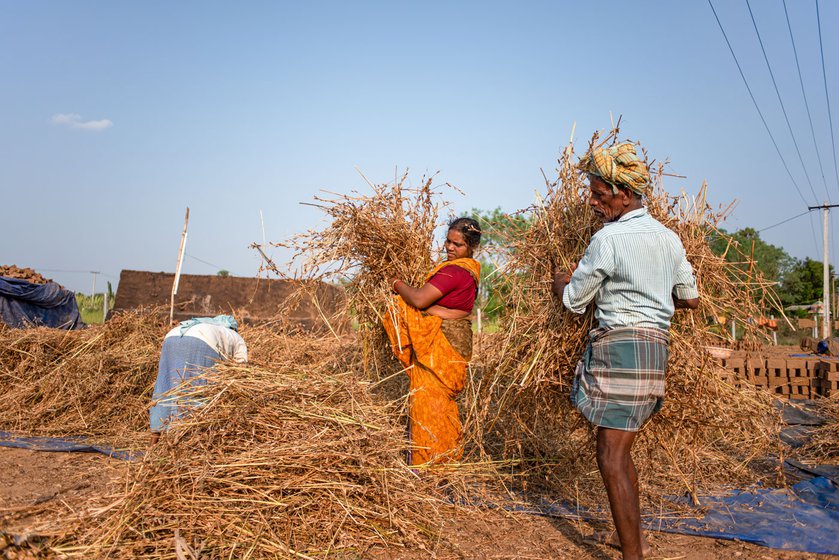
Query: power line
758 209 810 232
35 268 117 279
185 253 224 271
809 211 822 257
707 0 811 208
745 0 819 203
817 0 839 193
783 0 830 199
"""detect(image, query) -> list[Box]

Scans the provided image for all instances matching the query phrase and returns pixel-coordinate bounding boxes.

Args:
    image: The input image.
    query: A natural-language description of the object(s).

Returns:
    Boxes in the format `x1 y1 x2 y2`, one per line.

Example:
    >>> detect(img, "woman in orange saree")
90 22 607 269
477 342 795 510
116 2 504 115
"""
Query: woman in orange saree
383 217 481 465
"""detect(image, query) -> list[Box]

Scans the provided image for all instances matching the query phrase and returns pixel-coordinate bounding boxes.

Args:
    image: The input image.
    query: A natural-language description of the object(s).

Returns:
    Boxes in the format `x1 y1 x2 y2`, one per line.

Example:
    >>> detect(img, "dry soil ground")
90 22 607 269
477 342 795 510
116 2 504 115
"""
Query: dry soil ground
0 447 834 560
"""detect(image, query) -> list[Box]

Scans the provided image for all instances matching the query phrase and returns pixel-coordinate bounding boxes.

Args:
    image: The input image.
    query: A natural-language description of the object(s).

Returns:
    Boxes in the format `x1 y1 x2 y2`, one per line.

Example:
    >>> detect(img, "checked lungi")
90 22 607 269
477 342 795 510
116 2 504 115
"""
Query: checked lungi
571 325 669 432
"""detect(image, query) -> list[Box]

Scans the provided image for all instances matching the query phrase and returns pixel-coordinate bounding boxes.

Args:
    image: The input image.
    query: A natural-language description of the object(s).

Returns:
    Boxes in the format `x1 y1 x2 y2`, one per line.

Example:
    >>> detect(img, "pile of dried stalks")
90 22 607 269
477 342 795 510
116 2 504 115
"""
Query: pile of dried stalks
0 309 168 443
67 343 448 558
468 131 785 504
3 148 814 554
265 171 451 384
0 307 361 442
0 308 464 557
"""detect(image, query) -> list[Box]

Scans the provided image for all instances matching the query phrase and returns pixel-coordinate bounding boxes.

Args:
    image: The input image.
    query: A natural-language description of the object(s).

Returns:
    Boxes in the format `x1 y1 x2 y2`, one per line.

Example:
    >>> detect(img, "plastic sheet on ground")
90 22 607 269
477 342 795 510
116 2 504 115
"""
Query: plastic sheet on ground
785 458 839 484
0 431 140 461
477 476 839 555
653 477 839 555
777 400 826 449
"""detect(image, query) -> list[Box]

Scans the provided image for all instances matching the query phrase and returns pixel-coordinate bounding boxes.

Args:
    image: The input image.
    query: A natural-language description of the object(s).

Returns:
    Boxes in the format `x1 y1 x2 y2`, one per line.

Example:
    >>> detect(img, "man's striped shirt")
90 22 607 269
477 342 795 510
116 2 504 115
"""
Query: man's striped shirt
562 207 698 329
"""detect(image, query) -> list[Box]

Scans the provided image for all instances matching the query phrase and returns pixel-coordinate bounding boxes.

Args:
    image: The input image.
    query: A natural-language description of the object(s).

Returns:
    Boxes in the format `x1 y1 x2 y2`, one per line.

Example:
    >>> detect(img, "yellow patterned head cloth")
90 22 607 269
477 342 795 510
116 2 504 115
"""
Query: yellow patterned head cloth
578 142 650 195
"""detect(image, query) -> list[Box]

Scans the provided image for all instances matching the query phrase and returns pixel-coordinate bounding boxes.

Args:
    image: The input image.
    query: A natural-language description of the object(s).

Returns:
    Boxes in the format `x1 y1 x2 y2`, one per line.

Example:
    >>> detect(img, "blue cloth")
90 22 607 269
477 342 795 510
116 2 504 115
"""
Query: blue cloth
178 314 238 335
0 277 83 329
562 208 698 329
150 336 220 432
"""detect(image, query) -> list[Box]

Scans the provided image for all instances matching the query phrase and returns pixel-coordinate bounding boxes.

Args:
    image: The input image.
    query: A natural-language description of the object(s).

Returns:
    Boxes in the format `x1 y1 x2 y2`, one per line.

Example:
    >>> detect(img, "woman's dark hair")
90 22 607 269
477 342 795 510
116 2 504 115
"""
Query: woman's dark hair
448 217 482 250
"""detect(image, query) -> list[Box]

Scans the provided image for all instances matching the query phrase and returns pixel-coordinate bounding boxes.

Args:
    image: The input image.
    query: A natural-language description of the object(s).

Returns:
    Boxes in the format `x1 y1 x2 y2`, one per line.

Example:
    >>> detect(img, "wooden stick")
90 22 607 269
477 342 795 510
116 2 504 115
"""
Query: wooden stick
170 207 189 325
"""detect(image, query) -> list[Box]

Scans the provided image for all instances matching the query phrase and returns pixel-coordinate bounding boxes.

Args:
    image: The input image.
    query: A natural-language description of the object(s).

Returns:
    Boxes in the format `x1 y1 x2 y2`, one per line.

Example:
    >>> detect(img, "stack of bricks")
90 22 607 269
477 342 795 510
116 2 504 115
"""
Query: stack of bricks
720 353 837 399
813 360 839 397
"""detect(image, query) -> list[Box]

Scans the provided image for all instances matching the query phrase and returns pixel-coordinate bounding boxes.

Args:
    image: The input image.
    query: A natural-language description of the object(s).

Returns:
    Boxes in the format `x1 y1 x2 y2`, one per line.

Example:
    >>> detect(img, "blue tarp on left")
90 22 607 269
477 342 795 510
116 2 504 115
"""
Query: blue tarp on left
0 432 139 461
0 276 83 329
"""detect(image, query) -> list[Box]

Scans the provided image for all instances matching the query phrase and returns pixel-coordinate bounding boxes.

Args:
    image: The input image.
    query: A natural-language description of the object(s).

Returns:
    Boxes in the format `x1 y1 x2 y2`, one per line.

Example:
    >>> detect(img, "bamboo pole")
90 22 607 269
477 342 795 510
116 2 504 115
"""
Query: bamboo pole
170 207 189 325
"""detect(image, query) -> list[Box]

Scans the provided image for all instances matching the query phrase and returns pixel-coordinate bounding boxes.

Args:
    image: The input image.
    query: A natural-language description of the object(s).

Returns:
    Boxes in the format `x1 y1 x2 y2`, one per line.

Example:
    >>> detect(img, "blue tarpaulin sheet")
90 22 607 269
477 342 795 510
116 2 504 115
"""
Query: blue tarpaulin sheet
657 477 839 555
0 277 83 329
0 432 139 461
472 476 839 555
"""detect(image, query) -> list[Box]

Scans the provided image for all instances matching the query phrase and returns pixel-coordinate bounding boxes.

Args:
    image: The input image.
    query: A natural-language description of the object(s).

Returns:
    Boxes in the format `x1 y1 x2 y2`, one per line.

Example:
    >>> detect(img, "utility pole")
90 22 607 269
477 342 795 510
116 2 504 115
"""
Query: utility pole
808 203 839 339
823 203 829 340
90 271 99 298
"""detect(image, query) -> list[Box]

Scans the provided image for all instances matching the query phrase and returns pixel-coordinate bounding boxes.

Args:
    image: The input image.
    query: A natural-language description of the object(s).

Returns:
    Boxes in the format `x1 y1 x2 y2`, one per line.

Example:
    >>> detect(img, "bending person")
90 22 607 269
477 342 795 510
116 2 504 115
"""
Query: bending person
150 315 247 443
383 217 481 465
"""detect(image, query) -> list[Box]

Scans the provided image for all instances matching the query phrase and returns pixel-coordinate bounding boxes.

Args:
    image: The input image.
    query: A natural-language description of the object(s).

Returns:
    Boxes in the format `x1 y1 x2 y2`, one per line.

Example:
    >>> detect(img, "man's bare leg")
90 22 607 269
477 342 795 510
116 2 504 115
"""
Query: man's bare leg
624 444 651 556
596 427 648 559
150 432 160 445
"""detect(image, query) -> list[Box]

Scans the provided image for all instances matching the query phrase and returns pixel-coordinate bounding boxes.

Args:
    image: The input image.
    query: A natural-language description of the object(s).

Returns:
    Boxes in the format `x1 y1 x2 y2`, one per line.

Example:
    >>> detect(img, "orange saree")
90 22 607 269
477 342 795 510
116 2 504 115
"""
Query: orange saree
382 258 480 465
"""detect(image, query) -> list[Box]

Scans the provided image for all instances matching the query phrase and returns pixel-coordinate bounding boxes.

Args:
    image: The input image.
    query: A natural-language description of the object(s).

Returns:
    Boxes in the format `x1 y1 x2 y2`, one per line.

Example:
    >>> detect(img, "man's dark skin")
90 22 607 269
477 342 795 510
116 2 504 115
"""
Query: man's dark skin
553 175 698 560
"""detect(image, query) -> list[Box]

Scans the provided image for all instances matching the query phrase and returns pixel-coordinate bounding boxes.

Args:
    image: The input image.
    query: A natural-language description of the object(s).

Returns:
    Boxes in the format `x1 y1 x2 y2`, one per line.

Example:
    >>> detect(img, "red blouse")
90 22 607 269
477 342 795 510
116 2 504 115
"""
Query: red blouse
427 265 477 312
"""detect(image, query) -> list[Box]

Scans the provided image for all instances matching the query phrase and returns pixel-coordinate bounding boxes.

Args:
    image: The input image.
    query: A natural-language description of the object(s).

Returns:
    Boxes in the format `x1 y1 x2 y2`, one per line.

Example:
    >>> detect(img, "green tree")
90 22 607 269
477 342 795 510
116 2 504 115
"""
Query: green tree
708 227 795 283
470 207 532 320
217 269 230 277
781 257 833 308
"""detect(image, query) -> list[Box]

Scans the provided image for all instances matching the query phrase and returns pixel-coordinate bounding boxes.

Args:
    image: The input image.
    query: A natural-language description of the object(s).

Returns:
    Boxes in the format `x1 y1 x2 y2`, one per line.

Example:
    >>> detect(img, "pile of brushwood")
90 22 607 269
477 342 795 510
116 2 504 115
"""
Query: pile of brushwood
0 308 168 443
64 337 449 558
0 308 461 557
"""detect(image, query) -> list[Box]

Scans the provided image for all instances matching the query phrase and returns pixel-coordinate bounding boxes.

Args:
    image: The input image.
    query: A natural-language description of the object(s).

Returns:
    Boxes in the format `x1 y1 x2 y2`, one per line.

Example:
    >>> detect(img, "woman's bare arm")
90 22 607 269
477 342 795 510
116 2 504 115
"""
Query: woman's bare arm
390 278 444 310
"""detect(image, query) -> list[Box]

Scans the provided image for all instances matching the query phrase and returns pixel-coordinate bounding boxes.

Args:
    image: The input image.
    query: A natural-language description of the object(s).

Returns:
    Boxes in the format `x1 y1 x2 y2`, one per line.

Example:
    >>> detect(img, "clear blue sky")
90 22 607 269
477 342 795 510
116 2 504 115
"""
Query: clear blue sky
2 1 838 293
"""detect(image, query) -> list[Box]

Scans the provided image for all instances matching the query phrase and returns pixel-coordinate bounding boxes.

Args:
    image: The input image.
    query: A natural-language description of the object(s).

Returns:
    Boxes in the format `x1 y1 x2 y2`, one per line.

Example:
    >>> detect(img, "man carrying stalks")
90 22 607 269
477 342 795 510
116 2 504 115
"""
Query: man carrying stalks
553 142 699 559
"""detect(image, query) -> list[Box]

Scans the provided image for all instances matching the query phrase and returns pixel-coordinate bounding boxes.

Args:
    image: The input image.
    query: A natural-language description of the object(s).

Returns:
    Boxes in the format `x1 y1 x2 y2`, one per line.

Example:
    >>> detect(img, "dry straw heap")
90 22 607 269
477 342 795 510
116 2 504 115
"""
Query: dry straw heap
68 336 448 559
796 398 839 463
265 171 450 383
0 309 168 444
0 310 454 557
261 146 791 505
468 130 786 505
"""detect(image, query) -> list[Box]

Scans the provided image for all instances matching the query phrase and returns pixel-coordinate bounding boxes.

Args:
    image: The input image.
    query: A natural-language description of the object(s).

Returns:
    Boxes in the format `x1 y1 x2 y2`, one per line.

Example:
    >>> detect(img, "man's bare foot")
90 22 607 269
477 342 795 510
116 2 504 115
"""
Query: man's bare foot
584 530 652 557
